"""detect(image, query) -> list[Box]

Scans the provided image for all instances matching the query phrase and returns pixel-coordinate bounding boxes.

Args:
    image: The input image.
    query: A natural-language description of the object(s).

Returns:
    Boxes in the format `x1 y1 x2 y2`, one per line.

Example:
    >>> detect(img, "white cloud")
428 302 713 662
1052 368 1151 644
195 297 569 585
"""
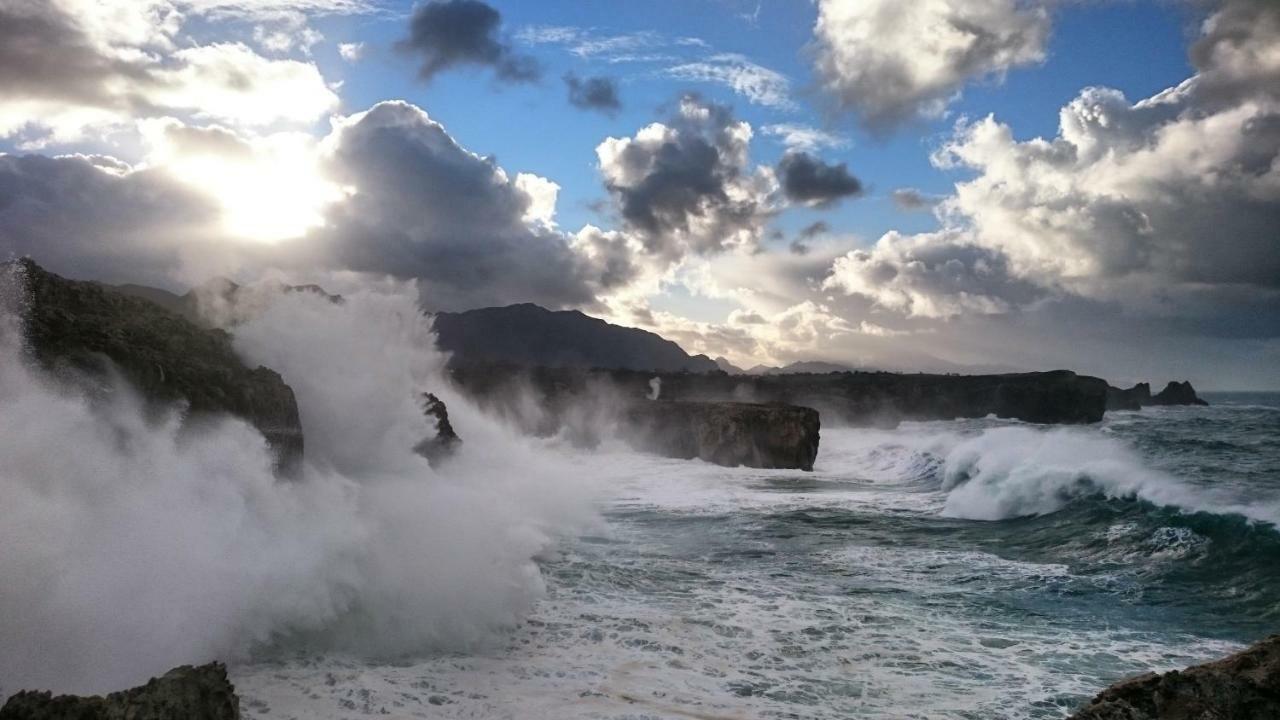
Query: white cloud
338 42 365 62
761 123 849 152
665 53 795 110
811 0 1050 131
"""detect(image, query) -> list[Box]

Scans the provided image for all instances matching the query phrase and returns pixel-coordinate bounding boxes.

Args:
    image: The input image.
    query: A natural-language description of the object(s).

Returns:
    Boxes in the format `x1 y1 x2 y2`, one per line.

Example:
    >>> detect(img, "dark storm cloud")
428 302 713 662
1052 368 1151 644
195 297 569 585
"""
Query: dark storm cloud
313 101 625 311
564 73 621 114
777 151 862 208
397 0 539 83
0 154 222 288
598 95 775 258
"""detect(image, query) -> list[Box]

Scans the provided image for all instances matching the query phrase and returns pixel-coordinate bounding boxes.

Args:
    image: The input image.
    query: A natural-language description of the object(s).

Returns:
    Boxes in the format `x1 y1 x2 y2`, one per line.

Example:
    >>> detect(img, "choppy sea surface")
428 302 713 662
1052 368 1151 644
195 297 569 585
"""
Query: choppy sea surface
233 395 1280 719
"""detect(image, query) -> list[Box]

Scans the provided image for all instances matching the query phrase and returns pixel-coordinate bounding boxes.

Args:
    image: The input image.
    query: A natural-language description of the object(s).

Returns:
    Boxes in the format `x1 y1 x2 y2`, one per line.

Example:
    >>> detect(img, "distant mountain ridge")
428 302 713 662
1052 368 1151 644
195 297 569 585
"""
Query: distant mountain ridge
432 303 719 373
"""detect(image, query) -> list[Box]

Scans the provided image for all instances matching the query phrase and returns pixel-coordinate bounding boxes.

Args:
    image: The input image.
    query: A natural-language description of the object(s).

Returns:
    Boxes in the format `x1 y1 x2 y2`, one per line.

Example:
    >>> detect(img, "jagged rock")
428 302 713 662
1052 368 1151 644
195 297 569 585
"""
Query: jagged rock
0 663 240 720
6 259 304 476
1107 382 1153 411
1149 380 1209 407
414 392 461 464
1067 635 1280 719
622 400 820 471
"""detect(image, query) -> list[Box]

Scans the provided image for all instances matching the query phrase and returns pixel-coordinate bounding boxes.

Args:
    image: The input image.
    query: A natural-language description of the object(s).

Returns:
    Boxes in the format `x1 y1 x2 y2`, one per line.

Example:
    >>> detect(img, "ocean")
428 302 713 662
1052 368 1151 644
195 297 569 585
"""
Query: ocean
3 284 1276 719
232 396 1280 719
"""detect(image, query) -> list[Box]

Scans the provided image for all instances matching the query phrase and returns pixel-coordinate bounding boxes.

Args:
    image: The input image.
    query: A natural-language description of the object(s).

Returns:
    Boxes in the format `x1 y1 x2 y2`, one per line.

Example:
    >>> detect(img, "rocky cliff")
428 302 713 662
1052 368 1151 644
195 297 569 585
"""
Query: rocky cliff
0 663 240 720
1106 380 1208 410
623 401 820 471
7 259 304 476
451 365 1110 428
1068 635 1280 719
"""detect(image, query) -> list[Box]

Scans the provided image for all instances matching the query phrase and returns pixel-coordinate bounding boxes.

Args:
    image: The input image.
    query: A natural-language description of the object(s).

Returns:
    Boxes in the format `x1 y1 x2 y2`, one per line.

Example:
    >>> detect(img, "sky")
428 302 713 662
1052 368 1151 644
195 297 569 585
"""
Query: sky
0 0 1277 389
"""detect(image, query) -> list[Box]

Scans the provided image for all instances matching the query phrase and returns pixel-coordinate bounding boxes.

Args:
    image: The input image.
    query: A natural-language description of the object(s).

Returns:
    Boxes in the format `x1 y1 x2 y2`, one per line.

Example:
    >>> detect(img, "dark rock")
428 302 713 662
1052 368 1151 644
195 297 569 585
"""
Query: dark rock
450 366 1111 428
622 400 820 471
414 392 461 464
1067 634 1280 719
0 663 240 720
1149 380 1209 407
6 259 305 476
1107 382 1152 411
431 303 719 372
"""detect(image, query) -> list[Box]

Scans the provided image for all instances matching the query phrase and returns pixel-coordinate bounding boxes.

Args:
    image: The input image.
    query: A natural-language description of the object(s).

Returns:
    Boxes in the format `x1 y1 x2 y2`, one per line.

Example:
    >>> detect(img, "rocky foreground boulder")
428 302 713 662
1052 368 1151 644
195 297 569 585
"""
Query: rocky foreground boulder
5 259 304 476
623 400 820 471
1068 635 1280 719
0 663 239 720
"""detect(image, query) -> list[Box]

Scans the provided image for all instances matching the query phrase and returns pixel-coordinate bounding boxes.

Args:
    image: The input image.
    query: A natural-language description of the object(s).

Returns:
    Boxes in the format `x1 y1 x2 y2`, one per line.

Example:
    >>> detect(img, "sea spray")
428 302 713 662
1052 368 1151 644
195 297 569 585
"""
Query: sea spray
0 278 597 697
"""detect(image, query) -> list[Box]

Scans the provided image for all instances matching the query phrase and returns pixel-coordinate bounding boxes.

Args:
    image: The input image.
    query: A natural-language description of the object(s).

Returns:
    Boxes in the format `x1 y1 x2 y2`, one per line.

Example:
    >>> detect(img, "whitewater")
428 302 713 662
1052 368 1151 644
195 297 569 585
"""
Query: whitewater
2 280 1278 719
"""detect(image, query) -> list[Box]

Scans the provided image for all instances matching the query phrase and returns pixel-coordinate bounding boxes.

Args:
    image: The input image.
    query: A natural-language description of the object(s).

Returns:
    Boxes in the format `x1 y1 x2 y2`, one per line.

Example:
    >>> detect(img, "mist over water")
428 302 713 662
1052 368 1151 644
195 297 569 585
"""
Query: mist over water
0 280 596 697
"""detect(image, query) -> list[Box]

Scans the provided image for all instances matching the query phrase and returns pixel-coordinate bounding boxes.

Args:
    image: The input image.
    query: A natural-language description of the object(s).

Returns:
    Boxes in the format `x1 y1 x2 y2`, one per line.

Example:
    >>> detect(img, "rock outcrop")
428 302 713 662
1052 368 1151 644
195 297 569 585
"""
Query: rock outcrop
623 400 820 471
1150 381 1209 407
413 392 462 464
1067 635 1280 719
0 663 240 720
1106 380 1208 410
450 366 1111 428
7 259 305 476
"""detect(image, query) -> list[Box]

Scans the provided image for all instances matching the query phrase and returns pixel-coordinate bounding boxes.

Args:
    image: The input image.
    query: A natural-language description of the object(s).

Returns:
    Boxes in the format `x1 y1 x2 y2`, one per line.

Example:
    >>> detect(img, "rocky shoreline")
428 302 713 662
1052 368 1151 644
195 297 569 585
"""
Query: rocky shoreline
5 636 1276 718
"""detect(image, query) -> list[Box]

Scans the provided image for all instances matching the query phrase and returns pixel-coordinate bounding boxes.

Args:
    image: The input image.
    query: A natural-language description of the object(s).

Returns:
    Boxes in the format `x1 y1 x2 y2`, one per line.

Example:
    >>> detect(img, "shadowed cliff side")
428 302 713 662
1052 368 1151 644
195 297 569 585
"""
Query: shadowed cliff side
624 401 820 471
1068 635 1280 719
450 365 1110 428
0 663 239 720
4 259 304 476
1107 380 1208 411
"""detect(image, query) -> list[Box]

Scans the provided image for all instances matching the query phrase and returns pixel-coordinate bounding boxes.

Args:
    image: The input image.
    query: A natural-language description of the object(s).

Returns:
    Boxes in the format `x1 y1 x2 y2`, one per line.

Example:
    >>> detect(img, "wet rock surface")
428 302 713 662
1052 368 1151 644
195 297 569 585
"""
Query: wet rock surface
5 259 304 476
414 391 462 464
623 400 820 471
0 663 240 720
1068 635 1280 719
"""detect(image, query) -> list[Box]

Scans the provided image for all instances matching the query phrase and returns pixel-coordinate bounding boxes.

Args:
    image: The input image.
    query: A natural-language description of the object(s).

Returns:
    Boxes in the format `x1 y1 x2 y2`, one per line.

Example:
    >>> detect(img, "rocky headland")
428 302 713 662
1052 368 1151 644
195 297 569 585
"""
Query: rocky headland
624 400 820 471
7 259 305 476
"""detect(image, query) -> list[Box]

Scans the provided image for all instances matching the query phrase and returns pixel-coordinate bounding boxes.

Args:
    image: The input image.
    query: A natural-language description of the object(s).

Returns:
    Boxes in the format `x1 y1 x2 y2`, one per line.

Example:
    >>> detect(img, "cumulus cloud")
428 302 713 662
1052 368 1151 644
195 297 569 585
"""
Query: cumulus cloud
0 0 340 147
810 0 1051 131
397 0 538 83
595 95 779 259
338 42 365 62
825 0 1280 332
564 73 621 114
777 151 863 207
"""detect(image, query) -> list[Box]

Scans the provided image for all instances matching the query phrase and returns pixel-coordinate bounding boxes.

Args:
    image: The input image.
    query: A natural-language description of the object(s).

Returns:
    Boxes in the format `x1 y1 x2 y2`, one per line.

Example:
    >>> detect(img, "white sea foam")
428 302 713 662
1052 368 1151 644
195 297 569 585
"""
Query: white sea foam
0 280 597 696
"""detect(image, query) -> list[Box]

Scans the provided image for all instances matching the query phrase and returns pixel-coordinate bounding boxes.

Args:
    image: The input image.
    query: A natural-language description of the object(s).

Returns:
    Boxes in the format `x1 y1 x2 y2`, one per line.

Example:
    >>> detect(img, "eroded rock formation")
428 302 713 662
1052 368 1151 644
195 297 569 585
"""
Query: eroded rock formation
6 259 305 476
1068 635 1280 719
623 400 820 471
0 663 240 720
413 392 462 464
1106 380 1208 411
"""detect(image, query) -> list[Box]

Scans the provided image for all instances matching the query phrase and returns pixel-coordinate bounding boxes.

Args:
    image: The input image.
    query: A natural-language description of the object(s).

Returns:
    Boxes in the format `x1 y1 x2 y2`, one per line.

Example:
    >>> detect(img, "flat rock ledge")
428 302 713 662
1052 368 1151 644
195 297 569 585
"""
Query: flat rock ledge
623 400 820 471
0 663 239 720
1068 634 1280 719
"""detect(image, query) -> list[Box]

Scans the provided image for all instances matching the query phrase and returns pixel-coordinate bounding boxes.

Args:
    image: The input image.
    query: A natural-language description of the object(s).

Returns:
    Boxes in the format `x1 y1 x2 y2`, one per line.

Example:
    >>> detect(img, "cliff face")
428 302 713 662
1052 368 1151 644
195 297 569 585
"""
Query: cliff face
8 259 304 476
451 366 1110 428
1068 635 1280 719
0 663 240 720
1149 381 1209 406
624 401 820 471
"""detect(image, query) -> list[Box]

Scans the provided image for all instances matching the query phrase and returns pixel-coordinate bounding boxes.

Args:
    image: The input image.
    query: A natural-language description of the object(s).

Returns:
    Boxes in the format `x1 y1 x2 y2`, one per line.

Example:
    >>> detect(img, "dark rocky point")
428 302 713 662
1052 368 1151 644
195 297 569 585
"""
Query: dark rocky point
5 259 305 476
414 392 462 464
0 663 240 720
1149 380 1209 407
1106 380 1207 410
1068 634 1280 719
624 400 820 471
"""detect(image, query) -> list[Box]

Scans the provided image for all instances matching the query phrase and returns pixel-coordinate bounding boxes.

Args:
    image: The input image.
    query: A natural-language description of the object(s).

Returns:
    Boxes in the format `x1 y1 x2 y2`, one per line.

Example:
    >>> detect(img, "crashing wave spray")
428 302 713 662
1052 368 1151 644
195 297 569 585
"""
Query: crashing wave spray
0 276 596 696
